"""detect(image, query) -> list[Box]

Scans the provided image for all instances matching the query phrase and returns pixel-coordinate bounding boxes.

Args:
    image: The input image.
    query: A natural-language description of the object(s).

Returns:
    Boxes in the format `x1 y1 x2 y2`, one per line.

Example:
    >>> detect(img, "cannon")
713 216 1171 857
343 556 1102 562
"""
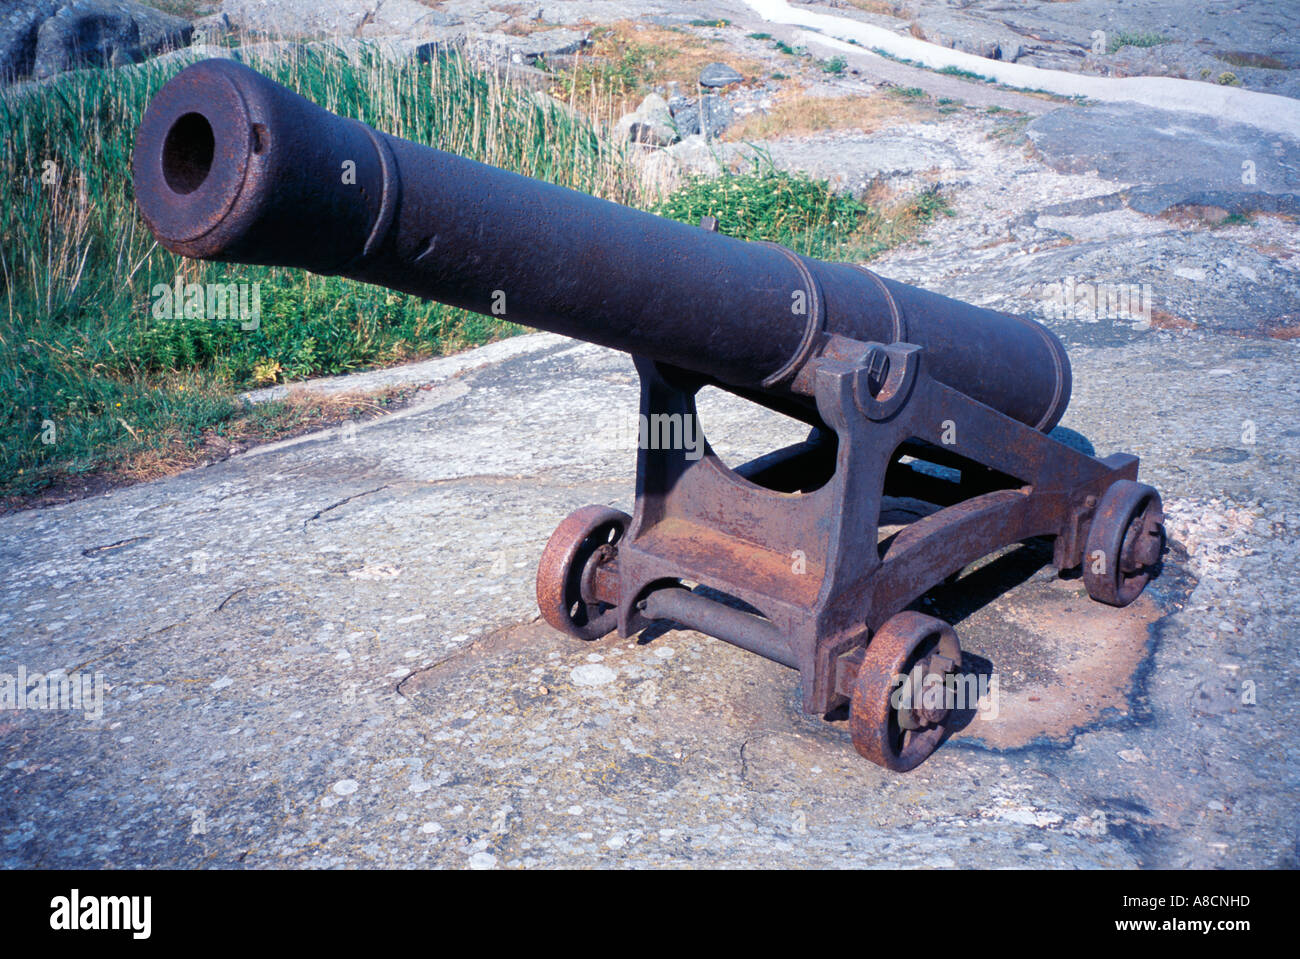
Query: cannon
132 58 1166 770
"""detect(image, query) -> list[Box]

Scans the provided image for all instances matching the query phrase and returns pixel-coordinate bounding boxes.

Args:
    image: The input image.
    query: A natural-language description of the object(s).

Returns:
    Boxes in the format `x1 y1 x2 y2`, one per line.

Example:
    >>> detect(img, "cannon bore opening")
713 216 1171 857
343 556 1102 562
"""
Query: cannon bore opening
161 112 215 195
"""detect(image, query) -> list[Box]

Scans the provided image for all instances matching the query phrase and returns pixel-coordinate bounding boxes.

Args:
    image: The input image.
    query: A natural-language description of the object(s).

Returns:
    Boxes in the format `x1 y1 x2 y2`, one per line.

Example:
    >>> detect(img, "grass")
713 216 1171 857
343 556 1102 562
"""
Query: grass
937 65 991 82
654 155 954 262
654 158 870 260
0 386 412 513
1106 31 1170 54
2 37 957 505
1215 211 1257 228
1 42 645 497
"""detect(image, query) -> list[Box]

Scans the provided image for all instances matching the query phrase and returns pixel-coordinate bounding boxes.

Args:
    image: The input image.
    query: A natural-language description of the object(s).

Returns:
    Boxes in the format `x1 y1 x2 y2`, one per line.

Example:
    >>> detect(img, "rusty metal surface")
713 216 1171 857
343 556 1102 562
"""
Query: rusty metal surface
846 611 963 771
1082 480 1166 607
131 60 1168 772
535 505 629 640
132 58 1070 429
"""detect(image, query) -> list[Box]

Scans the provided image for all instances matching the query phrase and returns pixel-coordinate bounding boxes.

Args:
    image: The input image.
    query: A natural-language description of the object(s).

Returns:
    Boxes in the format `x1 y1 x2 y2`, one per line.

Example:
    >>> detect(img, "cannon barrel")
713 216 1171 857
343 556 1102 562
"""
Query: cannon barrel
132 58 1070 431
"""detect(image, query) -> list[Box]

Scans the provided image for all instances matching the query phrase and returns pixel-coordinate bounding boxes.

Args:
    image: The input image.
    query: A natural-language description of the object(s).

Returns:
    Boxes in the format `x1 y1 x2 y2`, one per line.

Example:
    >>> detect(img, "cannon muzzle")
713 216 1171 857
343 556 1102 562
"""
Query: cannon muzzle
132 57 1069 430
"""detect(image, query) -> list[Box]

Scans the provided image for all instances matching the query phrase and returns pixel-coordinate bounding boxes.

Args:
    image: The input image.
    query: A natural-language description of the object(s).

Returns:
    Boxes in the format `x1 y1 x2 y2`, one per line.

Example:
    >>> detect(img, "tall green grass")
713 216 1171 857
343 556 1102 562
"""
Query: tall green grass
0 43 643 494
2 41 949 500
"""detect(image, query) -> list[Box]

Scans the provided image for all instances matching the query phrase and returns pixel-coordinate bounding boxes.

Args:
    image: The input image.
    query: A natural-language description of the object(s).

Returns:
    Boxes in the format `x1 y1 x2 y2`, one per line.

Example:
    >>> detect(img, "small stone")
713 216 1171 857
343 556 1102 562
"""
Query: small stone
332 779 359 796
699 62 744 87
468 851 497 870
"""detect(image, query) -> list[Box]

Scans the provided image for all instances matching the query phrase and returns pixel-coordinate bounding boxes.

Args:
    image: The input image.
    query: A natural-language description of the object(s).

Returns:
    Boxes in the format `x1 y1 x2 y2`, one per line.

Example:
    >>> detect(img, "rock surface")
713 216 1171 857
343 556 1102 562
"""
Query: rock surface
698 60 744 87
1 324 1295 868
615 92 678 146
1 0 191 83
785 0 1300 97
1026 103 1300 217
668 94 735 139
912 10 1025 63
2 0 1298 871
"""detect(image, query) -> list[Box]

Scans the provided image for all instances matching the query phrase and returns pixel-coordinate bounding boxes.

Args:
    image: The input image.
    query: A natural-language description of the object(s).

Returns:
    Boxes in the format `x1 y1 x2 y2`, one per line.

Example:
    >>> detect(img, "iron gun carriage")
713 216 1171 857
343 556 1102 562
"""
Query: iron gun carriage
133 59 1166 769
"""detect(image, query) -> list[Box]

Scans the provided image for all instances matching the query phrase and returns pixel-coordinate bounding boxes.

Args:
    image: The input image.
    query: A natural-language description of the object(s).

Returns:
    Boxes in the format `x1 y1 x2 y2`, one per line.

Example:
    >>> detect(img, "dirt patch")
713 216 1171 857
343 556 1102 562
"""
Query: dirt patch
1262 313 1300 339
724 88 937 141
1148 307 1197 331
944 580 1164 749
548 20 767 114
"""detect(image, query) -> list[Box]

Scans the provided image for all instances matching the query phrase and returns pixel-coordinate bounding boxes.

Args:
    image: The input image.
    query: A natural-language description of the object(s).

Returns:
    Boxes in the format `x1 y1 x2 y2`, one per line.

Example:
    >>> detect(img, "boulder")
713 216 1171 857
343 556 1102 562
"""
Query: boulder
3 0 192 83
668 95 734 139
413 32 470 64
615 92 678 146
666 134 723 178
912 13 1024 63
629 146 681 197
0 0 60 82
698 61 743 87
191 11 232 46
469 27 589 68
31 0 191 80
